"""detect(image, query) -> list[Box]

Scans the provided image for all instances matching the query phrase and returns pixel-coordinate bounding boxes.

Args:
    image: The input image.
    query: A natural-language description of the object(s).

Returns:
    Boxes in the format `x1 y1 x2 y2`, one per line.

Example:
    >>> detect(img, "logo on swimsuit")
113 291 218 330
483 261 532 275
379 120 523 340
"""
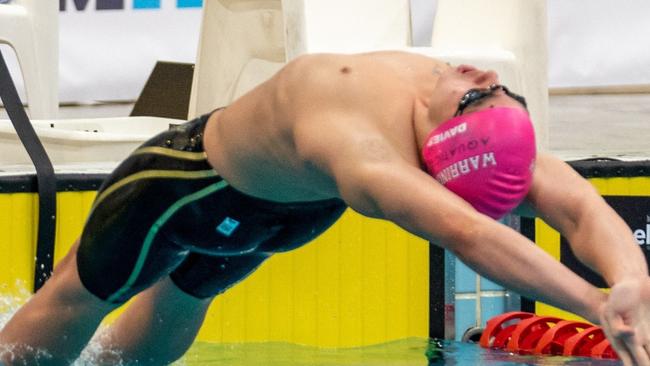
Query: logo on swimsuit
434 152 497 185
428 122 467 146
216 217 240 237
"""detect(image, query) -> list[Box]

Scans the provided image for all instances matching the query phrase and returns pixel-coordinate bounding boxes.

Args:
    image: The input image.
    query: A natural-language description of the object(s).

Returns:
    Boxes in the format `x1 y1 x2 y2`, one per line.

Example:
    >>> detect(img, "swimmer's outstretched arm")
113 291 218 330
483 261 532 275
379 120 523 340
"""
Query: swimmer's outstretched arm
519 153 650 366
524 153 647 287
334 155 608 323
294 107 648 365
295 114 606 324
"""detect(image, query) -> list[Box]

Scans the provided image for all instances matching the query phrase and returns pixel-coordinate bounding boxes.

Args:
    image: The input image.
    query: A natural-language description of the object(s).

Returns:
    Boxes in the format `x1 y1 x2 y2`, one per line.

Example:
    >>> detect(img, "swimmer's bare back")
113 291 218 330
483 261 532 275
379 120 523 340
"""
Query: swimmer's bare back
203 51 451 204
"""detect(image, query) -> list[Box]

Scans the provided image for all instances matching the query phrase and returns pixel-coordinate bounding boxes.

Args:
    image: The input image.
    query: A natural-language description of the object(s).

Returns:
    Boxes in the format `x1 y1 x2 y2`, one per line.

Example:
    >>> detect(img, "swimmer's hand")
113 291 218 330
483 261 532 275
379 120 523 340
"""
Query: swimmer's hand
600 278 650 366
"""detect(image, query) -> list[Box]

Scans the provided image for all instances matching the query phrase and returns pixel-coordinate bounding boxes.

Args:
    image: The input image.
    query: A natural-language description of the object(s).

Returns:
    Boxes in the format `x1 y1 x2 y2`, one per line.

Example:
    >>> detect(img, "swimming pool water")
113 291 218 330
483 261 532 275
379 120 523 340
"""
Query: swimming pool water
175 338 621 366
2 291 621 365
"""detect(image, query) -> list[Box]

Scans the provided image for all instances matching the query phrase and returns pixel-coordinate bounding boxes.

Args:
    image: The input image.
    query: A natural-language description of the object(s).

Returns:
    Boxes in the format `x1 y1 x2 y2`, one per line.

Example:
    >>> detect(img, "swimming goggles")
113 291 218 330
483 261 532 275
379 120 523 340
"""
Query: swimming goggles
454 84 528 117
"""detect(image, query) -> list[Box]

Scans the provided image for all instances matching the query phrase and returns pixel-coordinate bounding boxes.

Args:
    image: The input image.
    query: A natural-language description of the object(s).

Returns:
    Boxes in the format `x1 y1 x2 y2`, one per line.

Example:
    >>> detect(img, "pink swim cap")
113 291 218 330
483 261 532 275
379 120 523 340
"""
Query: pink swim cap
422 107 536 219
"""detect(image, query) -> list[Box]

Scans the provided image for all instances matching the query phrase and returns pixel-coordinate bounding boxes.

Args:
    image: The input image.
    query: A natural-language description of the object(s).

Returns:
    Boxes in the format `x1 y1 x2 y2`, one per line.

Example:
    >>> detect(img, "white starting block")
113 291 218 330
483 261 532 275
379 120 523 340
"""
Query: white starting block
187 0 412 118
0 117 177 166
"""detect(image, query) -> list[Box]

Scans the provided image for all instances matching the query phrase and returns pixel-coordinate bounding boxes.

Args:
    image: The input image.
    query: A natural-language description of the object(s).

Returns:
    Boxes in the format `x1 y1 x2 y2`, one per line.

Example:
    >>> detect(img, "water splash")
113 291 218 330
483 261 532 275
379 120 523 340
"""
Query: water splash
0 343 54 364
0 281 125 365
0 280 31 329
73 330 125 366
0 281 53 364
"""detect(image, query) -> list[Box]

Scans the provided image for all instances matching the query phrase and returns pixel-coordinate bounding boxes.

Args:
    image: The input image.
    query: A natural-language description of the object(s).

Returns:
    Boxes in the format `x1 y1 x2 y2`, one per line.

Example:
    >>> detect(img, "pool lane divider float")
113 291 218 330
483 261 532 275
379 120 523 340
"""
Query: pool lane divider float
479 312 618 359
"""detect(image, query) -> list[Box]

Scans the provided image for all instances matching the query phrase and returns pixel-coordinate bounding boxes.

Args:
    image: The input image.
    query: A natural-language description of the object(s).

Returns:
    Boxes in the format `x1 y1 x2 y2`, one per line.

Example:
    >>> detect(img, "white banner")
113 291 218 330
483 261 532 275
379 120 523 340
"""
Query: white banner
547 0 650 88
3 0 202 104
410 0 650 88
58 0 202 103
2 0 650 105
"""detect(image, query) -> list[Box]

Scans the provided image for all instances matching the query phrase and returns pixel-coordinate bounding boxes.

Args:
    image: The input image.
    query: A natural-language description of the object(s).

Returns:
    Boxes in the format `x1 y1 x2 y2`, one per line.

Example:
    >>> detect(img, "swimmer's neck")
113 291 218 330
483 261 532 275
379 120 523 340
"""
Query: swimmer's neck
412 96 436 153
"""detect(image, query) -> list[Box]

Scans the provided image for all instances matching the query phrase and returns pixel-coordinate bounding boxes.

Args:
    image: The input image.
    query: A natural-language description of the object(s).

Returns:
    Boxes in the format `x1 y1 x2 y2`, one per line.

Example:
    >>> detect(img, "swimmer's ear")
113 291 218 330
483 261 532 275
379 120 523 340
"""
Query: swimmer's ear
512 199 536 218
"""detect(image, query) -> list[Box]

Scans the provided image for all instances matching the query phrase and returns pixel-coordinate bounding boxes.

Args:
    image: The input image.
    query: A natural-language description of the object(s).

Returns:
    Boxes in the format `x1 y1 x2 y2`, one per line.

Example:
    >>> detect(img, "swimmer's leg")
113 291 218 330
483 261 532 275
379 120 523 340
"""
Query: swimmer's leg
0 240 119 366
96 253 269 365
93 277 212 365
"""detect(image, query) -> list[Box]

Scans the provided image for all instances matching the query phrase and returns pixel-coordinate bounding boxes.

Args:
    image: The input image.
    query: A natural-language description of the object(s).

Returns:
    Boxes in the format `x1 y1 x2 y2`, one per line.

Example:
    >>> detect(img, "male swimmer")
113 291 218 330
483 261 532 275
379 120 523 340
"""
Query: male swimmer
1 51 649 366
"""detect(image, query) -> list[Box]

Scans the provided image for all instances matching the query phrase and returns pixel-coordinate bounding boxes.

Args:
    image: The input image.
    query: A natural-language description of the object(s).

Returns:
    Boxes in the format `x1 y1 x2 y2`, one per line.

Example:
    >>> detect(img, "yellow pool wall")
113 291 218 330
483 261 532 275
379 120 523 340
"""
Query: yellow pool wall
0 190 429 347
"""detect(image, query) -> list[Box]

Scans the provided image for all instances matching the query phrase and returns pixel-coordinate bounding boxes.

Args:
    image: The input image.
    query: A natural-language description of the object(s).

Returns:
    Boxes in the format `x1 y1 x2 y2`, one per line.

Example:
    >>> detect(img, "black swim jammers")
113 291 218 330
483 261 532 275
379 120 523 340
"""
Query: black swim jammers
76 112 347 303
